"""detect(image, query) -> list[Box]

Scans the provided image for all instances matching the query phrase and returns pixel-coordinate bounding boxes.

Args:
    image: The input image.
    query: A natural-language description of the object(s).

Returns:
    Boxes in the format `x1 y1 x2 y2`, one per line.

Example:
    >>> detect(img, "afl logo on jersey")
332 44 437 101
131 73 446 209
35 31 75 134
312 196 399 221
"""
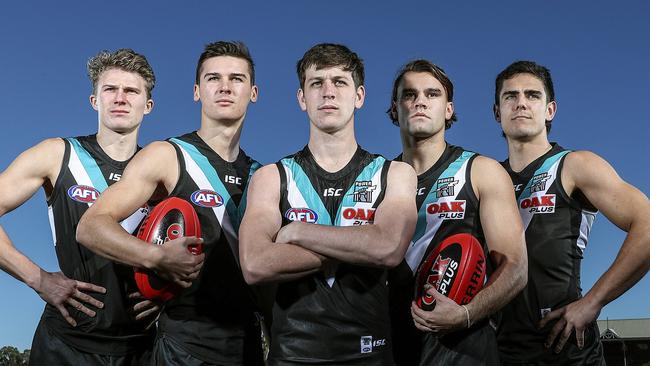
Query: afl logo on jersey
190 189 224 208
285 208 318 223
67 185 100 203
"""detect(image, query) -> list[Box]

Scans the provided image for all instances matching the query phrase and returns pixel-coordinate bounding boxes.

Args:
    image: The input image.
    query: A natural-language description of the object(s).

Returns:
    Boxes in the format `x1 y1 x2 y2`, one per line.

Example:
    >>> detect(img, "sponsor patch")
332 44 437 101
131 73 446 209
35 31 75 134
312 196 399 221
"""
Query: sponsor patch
520 194 555 214
285 208 318 223
190 189 224 208
530 173 551 194
435 177 458 198
341 207 375 225
351 181 376 203
67 185 100 203
426 200 466 220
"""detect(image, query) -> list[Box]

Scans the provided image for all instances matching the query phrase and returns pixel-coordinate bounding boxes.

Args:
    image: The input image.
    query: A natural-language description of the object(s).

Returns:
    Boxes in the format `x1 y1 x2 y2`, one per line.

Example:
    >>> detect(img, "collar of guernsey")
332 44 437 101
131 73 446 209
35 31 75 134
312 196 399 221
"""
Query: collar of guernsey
66 137 145 234
405 151 475 272
169 138 260 266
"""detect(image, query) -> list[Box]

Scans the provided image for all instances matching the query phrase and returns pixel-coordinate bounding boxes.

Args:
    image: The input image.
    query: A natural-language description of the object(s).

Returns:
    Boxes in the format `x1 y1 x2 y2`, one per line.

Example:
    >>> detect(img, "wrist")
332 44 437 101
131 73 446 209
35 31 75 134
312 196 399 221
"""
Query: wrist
141 244 163 271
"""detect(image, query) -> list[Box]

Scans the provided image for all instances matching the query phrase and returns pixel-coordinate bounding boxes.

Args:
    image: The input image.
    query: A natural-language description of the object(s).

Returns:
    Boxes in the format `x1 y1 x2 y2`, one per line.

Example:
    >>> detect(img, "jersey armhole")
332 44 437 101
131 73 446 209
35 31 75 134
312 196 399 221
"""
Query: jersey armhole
464 153 480 208
46 138 70 206
373 159 391 209
165 140 185 198
275 161 288 212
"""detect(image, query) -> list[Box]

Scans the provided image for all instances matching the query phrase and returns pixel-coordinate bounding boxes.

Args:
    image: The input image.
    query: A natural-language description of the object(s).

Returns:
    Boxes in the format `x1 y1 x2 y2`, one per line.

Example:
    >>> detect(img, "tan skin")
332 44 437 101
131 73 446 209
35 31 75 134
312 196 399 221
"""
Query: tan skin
239 65 417 285
496 73 650 352
76 56 258 288
390 71 527 334
0 68 158 326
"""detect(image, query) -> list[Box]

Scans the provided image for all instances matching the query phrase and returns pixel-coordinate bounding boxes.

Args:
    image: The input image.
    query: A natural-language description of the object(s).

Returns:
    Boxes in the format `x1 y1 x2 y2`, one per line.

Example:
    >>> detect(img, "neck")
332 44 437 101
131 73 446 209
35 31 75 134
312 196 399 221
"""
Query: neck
96 125 139 161
307 118 358 173
507 134 552 172
197 115 244 162
401 130 446 175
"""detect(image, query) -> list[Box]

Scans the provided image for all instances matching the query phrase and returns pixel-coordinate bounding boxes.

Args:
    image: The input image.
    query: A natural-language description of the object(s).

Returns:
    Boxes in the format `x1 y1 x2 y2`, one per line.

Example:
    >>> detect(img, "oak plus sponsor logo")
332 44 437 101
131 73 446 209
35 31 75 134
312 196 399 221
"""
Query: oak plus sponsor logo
360 336 386 354
285 208 318 223
341 207 376 226
426 200 466 220
67 185 100 203
520 194 556 214
422 256 459 306
435 177 458 198
351 180 376 203
190 189 224 208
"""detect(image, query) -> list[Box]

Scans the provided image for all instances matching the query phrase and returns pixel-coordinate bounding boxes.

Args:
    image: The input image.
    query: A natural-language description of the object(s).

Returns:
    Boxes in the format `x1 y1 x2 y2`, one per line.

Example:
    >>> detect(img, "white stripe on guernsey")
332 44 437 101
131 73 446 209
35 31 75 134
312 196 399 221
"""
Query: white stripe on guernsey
520 159 563 231
121 207 148 234
177 145 238 246
67 143 95 206
576 209 596 254
283 165 311 211
48 205 57 246
405 158 471 272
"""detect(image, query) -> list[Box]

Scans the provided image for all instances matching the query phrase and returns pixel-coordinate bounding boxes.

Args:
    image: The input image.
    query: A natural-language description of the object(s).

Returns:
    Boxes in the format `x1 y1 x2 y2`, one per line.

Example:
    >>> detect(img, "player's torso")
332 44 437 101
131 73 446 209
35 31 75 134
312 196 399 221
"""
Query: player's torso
45 134 152 354
498 143 599 361
271 145 393 364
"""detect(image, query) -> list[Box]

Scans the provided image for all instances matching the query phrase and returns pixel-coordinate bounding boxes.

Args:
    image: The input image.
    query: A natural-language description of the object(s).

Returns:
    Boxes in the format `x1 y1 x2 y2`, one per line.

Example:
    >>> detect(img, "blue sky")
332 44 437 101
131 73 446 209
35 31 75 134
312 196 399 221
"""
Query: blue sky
1 1 648 350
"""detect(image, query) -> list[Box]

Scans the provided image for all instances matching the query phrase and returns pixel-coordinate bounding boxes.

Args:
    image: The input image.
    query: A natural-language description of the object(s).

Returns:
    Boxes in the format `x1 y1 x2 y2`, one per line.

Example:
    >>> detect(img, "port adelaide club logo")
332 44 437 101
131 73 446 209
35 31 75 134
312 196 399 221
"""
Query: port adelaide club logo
426 178 466 220
351 180 376 203
520 173 556 214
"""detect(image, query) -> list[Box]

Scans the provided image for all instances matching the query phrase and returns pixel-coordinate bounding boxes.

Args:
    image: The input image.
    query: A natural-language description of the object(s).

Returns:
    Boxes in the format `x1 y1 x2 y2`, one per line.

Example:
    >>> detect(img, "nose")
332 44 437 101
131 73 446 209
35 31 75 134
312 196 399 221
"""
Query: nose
515 94 528 110
414 92 427 109
114 88 127 104
322 80 335 99
218 79 232 94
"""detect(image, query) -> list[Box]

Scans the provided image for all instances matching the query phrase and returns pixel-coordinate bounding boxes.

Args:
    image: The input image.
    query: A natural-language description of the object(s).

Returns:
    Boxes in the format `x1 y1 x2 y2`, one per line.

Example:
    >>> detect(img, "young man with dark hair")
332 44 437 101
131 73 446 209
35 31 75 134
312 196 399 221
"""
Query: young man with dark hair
0 48 158 365
493 60 650 365
387 59 527 366
239 43 417 365
77 41 265 365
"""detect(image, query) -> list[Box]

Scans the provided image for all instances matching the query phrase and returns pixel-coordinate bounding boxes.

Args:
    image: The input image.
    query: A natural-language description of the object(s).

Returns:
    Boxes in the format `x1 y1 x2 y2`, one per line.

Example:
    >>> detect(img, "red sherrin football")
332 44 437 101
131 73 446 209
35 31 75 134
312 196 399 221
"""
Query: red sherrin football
134 197 202 301
415 233 486 310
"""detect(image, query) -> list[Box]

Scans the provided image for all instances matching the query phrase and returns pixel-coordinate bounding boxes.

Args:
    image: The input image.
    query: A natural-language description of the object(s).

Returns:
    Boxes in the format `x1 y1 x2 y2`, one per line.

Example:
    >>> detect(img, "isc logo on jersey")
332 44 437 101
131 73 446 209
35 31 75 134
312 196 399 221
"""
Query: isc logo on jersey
67 185 100 203
520 194 555 214
285 208 318 223
426 200 466 220
190 190 224 208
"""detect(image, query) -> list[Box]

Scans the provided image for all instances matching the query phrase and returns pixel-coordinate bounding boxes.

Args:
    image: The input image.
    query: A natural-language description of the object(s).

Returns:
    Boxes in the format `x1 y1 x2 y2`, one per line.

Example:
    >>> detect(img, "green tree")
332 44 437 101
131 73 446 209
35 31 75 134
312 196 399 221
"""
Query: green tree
0 346 29 366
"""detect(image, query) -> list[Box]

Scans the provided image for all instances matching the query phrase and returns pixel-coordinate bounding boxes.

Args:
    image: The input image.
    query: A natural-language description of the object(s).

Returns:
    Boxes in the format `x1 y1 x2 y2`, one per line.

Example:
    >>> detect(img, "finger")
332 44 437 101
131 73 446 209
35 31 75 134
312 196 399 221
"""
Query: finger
74 290 104 309
134 305 161 321
128 291 144 300
74 281 107 294
132 300 157 313
576 327 585 350
174 279 192 288
57 305 76 327
67 298 96 318
539 308 562 328
554 323 573 353
545 319 565 348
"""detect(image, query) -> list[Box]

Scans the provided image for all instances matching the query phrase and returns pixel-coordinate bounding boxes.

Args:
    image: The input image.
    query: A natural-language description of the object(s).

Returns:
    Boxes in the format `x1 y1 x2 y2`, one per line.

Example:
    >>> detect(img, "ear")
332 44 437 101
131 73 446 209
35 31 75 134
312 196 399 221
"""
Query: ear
143 98 154 115
545 100 557 121
445 101 454 121
250 85 259 103
389 101 398 122
493 104 501 122
193 84 200 102
89 94 98 111
354 85 366 109
297 88 307 111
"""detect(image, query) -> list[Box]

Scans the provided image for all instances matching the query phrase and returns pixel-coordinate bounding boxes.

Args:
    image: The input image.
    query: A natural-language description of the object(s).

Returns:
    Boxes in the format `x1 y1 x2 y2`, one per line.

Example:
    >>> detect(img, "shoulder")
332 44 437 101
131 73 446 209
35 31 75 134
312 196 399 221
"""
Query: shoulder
388 160 416 175
471 155 508 176
252 164 280 181
562 150 618 188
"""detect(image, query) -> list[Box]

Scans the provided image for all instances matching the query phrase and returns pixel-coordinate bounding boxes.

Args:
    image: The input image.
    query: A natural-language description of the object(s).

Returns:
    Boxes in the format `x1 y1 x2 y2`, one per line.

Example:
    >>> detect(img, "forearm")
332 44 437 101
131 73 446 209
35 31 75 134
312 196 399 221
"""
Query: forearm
286 221 405 267
241 239 324 284
77 213 158 269
584 221 650 307
0 227 50 292
465 254 527 324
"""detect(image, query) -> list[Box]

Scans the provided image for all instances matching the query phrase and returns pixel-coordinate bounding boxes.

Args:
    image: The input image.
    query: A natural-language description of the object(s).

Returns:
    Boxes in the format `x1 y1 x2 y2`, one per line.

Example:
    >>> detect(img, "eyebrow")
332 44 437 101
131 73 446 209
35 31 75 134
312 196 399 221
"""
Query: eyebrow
203 72 248 80
502 89 543 97
102 84 141 92
400 87 442 95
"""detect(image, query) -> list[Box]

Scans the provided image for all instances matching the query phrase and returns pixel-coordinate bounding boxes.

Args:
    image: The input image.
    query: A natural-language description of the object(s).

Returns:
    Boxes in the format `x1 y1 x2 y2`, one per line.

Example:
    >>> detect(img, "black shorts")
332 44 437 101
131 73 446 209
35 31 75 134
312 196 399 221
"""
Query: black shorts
29 318 151 366
419 321 500 366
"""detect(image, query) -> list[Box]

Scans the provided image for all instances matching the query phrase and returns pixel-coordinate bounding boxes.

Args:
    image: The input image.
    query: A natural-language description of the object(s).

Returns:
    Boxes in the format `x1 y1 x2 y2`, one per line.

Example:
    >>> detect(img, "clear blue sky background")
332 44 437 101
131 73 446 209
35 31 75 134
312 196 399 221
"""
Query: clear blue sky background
1 1 648 350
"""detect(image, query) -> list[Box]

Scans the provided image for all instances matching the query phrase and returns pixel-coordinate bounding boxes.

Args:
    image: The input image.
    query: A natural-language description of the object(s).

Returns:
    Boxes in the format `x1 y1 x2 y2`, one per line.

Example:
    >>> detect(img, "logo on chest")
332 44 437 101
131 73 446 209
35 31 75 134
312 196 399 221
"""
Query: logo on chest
520 194 556 214
352 180 376 203
340 207 376 226
67 185 100 203
530 173 551 193
426 200 466 220
285 208 318 223
190 190 224 208
435 177 459 198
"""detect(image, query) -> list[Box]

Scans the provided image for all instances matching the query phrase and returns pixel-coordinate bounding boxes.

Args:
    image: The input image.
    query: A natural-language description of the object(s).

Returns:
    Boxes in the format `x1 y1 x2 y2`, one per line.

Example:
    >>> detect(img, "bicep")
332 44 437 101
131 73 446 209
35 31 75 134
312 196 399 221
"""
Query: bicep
0 139 63 215
240 166 283 245
373 162 417 234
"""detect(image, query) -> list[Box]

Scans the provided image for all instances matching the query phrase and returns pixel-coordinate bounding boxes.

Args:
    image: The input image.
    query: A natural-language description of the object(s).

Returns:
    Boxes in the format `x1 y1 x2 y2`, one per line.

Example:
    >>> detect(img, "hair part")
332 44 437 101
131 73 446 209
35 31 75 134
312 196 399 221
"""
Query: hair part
494 60 555 134
195 41 255 86
387 59 457 129
296 43 365 89
87 49 155 99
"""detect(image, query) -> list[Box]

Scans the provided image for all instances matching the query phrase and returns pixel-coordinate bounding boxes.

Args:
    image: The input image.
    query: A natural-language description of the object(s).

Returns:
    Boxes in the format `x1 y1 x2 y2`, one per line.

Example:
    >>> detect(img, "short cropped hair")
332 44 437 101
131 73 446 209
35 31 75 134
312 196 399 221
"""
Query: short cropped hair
296 43 364 89
195 41 255 85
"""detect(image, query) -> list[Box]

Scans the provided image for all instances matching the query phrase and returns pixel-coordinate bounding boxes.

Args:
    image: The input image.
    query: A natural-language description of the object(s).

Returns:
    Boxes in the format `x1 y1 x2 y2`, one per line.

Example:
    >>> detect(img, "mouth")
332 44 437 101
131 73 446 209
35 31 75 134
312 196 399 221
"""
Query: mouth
318 104 338 111
110 110 129 115
411 112 428 118
215 99 234 105
512 115 531 120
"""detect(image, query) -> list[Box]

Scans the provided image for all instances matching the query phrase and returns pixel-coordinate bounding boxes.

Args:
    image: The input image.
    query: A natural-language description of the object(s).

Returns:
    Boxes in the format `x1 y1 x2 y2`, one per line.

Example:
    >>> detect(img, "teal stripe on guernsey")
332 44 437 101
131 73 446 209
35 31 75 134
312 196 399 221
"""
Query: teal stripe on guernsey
170 138 242 231
518 151 570 200
411 151 474 244
281 158 332 226
238 161 261 220
334 156 386 225
67 138 108 192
